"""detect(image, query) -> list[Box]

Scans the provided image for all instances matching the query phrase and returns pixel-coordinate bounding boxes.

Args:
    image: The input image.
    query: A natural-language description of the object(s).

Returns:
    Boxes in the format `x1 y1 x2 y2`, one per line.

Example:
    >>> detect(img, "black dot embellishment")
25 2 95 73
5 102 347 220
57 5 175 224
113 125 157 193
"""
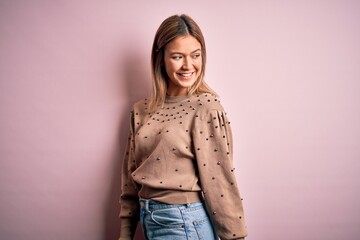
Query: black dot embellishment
213 211 216 215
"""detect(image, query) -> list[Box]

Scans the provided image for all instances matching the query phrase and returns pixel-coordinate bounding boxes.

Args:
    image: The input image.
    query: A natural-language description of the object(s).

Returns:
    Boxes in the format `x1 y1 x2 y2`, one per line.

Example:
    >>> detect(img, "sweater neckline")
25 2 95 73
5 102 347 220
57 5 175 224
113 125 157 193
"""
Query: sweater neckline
165 95 191 103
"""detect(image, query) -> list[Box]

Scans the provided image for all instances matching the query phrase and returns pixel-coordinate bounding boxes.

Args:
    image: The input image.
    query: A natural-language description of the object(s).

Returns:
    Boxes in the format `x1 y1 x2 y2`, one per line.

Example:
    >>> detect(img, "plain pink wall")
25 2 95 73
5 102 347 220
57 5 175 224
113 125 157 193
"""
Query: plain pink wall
1 1 359 239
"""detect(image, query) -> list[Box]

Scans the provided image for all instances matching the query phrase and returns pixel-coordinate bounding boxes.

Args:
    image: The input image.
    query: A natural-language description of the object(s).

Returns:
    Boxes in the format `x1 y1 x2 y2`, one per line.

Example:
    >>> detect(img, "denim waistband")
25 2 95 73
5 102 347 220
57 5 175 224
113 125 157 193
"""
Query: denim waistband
139 198 203 211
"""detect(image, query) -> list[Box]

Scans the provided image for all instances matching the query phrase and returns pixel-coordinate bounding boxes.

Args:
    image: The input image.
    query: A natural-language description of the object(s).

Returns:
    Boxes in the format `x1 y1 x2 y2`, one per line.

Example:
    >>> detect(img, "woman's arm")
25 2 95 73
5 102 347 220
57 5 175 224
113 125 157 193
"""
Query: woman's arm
193 100 248 239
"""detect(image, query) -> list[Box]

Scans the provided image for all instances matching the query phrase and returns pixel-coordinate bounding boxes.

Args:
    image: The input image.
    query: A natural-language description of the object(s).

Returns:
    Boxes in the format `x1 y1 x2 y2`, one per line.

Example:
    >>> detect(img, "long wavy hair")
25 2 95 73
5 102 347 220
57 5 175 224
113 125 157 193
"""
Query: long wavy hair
148 14 217 111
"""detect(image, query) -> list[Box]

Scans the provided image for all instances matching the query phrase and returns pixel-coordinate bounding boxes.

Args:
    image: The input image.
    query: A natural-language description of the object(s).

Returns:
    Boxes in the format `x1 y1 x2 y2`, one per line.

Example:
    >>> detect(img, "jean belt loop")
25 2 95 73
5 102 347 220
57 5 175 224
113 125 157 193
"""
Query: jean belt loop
145 199 150 212
140 198 150 212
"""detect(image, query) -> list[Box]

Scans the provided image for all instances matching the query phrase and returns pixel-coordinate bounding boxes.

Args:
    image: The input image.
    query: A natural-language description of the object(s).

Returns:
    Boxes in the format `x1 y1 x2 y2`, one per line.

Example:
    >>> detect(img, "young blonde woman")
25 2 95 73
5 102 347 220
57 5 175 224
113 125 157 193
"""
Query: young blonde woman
119 14 248 240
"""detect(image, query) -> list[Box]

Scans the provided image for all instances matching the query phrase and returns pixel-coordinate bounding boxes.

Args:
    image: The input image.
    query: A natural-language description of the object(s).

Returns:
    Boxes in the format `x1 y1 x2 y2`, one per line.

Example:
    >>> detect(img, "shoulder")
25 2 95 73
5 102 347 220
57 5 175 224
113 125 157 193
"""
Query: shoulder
195 93 226 119
132 97 150 116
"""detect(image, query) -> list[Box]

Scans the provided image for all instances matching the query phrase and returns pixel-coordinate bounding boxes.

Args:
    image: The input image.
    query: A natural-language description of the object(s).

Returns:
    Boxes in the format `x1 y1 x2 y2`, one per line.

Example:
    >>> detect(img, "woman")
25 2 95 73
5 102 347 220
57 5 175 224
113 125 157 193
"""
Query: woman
119 14 247 240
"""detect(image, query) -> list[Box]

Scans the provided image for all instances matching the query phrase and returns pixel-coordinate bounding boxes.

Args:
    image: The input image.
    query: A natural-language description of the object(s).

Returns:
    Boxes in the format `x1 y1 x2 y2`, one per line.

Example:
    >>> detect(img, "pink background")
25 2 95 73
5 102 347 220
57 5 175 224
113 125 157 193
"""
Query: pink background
1 1 359 239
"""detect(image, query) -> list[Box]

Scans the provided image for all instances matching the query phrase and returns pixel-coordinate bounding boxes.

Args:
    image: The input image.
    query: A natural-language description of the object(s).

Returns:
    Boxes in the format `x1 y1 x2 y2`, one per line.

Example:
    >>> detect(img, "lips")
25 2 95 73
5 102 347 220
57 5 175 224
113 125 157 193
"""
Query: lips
177 72 194 77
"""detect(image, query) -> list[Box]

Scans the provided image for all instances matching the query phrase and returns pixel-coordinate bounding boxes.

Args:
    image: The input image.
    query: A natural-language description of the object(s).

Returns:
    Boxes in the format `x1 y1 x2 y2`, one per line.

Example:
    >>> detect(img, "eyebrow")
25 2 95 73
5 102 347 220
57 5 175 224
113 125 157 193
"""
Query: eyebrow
170 49 201 55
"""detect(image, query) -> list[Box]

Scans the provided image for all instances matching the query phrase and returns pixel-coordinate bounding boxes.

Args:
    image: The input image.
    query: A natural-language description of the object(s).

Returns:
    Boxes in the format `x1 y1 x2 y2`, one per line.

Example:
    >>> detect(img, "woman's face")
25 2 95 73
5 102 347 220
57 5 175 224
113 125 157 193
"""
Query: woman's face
164 35 202 96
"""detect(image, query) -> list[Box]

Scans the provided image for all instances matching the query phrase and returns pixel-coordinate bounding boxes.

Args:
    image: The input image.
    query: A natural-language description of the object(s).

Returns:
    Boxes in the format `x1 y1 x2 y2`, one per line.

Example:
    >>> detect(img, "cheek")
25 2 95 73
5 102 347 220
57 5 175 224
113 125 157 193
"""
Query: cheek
195 60 202 71
165 61 181 74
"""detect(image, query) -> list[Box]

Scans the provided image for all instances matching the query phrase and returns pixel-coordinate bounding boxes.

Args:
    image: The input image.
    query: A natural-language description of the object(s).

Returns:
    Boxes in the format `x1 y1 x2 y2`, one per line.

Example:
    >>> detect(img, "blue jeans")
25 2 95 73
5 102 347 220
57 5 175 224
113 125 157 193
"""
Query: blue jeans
139 198 218 240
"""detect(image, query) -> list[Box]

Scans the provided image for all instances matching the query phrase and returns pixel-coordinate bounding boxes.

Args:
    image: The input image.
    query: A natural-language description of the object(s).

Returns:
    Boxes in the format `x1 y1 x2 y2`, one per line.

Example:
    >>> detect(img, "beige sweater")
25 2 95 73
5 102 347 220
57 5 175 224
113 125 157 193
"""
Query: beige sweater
119 93 247 239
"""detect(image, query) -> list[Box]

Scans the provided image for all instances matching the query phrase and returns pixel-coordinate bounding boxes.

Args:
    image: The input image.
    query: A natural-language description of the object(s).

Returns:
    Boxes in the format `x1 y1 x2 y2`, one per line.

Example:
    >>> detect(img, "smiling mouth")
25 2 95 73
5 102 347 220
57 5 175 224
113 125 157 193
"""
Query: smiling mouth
177 72 194 77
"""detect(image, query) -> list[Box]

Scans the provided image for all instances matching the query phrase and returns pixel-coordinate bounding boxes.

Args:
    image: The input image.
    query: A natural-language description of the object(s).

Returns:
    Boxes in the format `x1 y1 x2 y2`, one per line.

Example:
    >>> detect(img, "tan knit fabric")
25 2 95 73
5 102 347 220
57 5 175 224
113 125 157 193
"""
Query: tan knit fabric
119 93 247 239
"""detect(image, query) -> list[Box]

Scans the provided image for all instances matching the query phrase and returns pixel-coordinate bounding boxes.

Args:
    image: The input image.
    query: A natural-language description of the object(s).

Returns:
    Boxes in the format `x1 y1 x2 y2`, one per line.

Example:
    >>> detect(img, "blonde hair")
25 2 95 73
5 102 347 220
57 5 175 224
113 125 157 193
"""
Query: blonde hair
149 14 217 111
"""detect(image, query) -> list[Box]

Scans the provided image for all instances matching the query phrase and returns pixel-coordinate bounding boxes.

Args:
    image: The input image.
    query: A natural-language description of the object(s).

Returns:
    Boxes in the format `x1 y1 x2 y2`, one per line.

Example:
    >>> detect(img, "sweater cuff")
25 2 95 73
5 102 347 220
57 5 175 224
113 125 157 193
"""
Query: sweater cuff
119 218 137 240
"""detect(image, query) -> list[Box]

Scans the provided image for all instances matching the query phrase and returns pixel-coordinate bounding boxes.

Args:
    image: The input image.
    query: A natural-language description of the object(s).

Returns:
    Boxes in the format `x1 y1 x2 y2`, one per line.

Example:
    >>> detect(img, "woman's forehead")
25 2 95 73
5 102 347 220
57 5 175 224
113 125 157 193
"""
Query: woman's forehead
165 35 201 53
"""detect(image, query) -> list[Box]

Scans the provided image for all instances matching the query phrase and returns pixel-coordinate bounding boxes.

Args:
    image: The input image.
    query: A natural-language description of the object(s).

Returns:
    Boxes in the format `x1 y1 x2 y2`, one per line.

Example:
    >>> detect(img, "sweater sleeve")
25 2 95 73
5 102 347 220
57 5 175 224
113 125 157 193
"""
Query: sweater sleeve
119 111 140 240
192 106 248 239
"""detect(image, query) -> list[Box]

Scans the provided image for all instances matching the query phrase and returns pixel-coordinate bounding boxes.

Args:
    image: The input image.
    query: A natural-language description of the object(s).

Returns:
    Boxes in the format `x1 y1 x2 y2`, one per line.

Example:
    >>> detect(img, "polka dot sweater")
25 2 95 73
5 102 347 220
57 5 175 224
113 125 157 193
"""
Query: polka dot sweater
119 93 247 239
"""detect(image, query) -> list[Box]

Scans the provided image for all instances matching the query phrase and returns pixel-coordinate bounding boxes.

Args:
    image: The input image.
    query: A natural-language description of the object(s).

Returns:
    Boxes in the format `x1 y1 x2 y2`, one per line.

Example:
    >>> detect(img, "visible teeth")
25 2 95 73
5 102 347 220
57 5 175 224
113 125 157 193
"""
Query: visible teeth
179 72 192 77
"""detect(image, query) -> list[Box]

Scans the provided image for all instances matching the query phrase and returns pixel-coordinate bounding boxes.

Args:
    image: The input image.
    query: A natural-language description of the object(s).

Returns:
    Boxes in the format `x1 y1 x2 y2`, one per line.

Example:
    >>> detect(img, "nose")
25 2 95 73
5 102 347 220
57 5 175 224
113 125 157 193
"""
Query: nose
182 56 192 69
